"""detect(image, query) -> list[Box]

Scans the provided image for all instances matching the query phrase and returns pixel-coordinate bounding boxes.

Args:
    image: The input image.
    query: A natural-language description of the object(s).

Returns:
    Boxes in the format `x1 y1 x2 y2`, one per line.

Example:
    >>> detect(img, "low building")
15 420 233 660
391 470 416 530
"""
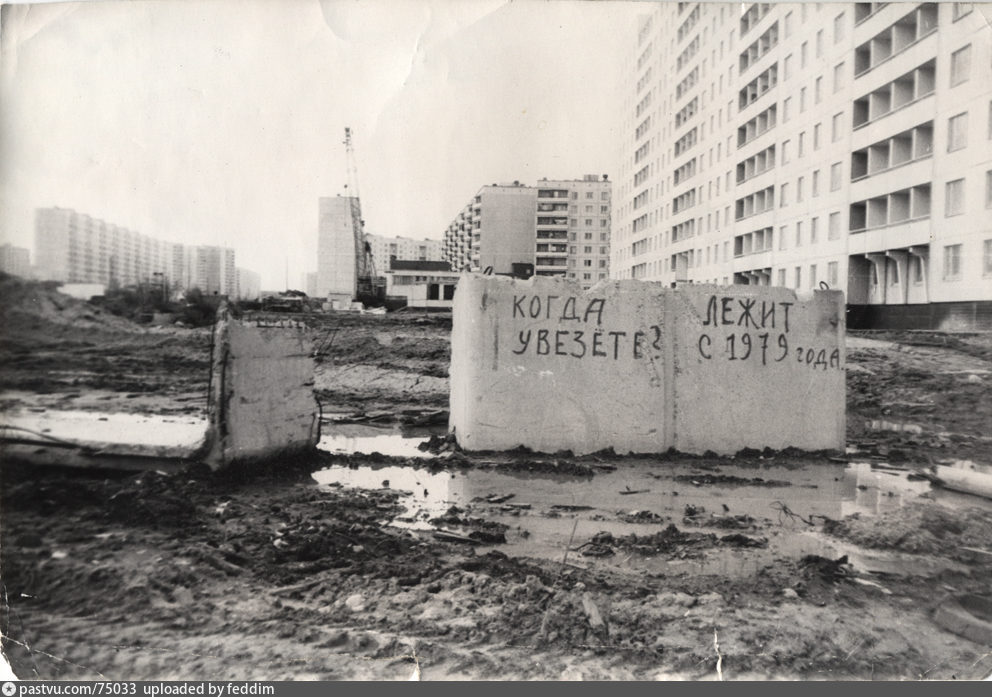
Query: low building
385 260 460 309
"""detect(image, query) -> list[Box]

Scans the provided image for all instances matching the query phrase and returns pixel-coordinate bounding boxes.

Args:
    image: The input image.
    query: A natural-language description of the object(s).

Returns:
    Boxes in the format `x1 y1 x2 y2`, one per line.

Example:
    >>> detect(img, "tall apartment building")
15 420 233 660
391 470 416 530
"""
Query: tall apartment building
0 244 31 278
236 267 261 300
365 233 443 273
184 245 236 296
34 207 177 287
33 207 245 297
613 3 992 327
442 176 612 289
317 196 362 301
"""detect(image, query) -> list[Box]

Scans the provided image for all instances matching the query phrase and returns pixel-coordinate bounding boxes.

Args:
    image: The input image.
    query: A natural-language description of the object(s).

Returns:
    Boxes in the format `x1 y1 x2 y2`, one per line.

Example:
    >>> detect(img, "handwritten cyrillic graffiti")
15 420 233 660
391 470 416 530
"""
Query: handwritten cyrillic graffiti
695 331 841 370
701 295 793 332
512 326 662 360
512 294 606 326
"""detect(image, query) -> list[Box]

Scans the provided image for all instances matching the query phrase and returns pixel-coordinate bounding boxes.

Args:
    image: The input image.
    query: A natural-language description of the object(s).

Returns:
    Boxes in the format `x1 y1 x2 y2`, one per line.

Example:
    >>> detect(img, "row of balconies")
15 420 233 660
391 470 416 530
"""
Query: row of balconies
854 3 937 77
676 66 699 101
674 127 698 157
672 218 696 242
735 186 775 221
851 121 933 181
739 63 778 111
740 3 772 37
675 97 698 128
673 157 697 185
736 144 776 184
672 189 697 214
853 59 935 129
849 184 931 232
739 21 779 74
734 226 774 257
737 104 777 149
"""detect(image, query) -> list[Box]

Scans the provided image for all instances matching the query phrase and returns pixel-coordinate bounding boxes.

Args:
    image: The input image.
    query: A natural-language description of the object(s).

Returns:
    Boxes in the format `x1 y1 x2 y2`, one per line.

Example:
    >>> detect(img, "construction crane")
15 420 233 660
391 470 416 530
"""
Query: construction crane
343 127 384 305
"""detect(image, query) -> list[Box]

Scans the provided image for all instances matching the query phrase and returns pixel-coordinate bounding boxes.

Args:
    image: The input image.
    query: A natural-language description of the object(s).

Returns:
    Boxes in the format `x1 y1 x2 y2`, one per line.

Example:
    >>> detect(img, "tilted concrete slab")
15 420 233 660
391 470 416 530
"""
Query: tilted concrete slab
450 275 845 455
205 314 320 468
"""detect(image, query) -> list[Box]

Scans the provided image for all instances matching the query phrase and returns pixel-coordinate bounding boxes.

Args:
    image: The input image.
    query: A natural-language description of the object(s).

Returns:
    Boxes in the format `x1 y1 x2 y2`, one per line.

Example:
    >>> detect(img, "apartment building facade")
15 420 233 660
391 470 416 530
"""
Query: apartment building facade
34 207 244 297
442 176 612 290
35 207 177 288
0 244 31 278
613 2 992 328
366 233 444 273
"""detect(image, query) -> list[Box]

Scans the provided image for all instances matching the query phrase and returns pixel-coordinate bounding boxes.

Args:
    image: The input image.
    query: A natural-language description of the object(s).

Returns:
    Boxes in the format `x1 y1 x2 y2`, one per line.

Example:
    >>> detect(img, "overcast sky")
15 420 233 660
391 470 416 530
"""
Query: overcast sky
0 0 643 289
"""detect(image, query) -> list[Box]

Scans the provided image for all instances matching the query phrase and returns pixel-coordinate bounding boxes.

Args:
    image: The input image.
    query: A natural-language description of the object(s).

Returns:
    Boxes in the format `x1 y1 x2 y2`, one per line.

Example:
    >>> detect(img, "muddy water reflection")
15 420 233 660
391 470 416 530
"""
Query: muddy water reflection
312 425 989 578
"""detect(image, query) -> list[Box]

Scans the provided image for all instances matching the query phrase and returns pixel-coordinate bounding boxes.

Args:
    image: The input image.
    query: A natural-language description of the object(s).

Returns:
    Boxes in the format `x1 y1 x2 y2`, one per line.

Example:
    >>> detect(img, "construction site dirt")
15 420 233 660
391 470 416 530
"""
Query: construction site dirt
2 279 992 680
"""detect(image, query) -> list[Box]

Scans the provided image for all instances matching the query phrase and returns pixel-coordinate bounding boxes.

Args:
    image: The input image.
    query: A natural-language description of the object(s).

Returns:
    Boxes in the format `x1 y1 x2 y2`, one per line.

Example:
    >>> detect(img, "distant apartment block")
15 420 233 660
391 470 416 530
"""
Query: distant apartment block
613 3 992 328
0 244 30 278
33 207 249 298
317 196 362 301
185 245 236 297
442 175 612 290
236 267 261 300
35 207 176 287
366 233 443 273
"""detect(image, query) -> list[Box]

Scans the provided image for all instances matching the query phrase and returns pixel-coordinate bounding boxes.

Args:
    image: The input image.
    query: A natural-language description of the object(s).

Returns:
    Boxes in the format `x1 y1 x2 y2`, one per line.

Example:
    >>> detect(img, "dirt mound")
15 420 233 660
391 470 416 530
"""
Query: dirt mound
0 273 141 338
822 503 992 560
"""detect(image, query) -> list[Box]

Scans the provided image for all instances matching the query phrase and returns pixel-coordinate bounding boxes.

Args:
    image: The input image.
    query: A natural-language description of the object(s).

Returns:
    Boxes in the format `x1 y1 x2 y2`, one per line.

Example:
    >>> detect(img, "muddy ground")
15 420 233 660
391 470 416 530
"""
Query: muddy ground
1 280 991 680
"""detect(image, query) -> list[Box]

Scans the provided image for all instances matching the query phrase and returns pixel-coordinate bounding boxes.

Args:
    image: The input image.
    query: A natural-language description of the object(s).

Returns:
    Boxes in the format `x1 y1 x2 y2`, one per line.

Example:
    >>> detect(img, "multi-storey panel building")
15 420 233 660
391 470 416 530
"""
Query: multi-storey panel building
443 176 612 290
613 3 991 326
0 244 31 278
34 207 178 288
317 196 361 301
366 234 443 273
33 207 245 297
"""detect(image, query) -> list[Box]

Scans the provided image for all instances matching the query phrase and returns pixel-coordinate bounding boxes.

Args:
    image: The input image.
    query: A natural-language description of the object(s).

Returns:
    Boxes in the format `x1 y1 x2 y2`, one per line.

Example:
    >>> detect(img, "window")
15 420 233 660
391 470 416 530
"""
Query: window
783 97 791 122
811 216 819 243
785 11 793 38
833 62 844 93
810 264 818 288
794 266 802 288
912 256 924 283
945 178 965 216
795 221 803 246
812 170 820 196
828 212 841 240
830 162 842 191
948 112 968 152
601 192 608 200
801 41 808 68
800 87 807 112
778 268 787 286
782 139 791 164
585 219 593 226
953 3 973 21
798 132 805 156
585 192 594 199
832 112 843 142
827 261 838 286
814 123 821 149
951 45 971 86
834 12 845 43
797 176 804 202
816 29 823 58
780 183 789 207
784 54 793 80
583 259 592 267
987 170 992 209
815 76 822 104
943 244 962 279
584 245 592 253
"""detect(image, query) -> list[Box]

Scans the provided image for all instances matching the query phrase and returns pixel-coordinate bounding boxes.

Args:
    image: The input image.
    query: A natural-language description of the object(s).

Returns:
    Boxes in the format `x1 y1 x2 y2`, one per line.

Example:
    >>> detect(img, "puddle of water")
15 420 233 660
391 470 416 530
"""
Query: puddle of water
0 409 208 456
317 423 440 459
311 454 988 579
